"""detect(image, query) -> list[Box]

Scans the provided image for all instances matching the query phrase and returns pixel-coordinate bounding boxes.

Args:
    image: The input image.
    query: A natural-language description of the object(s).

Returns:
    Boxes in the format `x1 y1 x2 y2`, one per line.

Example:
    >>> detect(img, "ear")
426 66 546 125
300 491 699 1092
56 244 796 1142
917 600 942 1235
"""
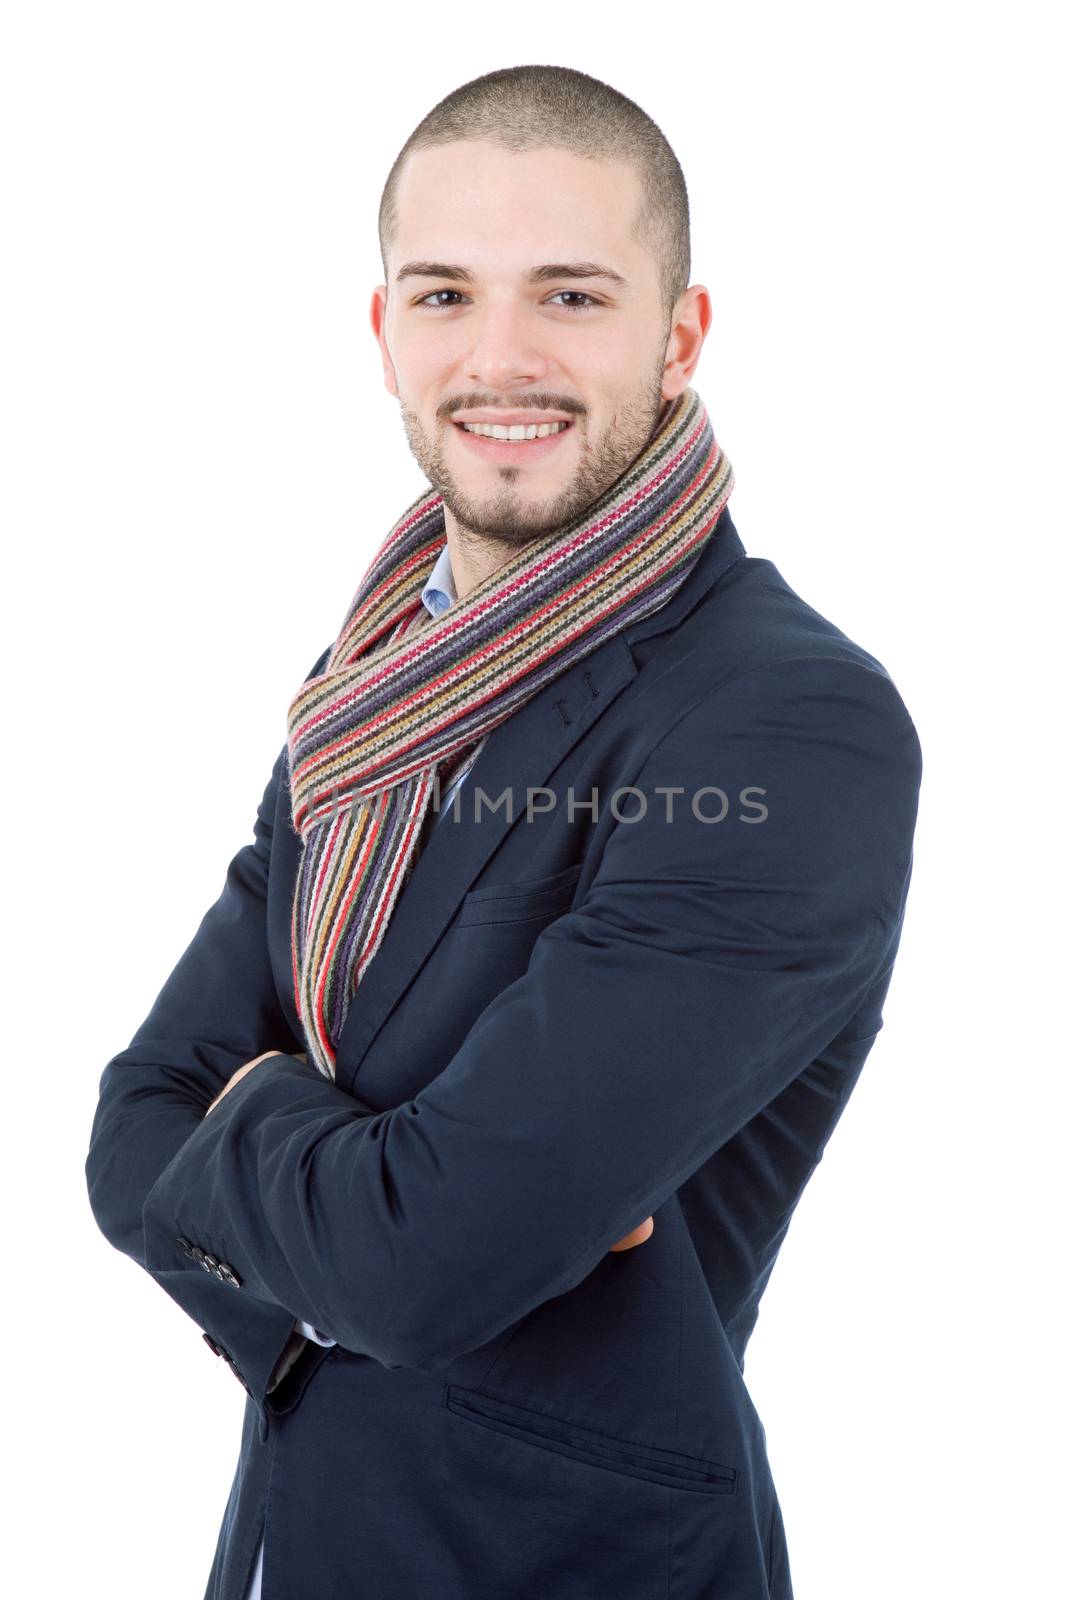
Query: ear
660 284 712 402
369 285 398 400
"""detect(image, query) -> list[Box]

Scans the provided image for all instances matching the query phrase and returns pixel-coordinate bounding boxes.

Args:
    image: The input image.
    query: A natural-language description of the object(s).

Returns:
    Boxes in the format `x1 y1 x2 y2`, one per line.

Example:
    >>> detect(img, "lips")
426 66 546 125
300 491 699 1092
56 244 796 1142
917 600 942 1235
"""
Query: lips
450 418 575 465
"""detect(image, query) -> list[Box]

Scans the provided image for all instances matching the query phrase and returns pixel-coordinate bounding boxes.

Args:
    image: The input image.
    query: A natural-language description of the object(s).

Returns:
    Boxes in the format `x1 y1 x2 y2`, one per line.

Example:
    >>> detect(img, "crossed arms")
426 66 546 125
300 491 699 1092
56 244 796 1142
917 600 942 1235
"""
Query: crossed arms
206 1052 655 1257
85 656 920 1390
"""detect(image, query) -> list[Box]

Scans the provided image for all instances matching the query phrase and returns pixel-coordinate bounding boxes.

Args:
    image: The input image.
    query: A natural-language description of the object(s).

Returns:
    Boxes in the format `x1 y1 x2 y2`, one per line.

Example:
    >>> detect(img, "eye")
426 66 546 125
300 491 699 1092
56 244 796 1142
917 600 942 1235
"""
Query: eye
417 289 466 310
415 289 602 313
547 291 600 313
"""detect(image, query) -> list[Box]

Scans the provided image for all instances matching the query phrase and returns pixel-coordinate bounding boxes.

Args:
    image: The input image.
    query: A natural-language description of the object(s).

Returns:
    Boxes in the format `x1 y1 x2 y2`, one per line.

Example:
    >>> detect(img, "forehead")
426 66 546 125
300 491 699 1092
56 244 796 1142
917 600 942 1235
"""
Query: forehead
391 140 644 268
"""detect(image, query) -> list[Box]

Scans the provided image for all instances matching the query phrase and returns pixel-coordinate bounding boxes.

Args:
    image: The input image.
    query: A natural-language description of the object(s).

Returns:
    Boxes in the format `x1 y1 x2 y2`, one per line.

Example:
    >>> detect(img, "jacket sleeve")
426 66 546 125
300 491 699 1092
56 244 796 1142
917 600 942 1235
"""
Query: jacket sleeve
84 648 331 1413
139 656 923 1375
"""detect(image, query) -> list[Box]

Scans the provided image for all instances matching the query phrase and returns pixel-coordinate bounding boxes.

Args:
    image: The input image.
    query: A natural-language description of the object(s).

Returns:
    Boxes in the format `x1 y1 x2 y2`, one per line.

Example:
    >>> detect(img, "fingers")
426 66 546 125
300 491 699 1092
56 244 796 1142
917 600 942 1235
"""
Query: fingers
607 1216 654 1252
207 1050 287 1116
243 1049 284 1071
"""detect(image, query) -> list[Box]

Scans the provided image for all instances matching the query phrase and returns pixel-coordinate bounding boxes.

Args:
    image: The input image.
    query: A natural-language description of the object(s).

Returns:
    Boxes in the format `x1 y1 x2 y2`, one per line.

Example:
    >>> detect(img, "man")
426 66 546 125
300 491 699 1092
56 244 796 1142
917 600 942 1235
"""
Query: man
85 64 922 1600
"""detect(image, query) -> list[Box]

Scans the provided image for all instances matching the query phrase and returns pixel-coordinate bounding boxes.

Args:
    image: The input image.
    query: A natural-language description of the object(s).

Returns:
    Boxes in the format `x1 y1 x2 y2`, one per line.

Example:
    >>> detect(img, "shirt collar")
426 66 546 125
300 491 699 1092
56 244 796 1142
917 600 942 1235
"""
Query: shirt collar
420 541 457 617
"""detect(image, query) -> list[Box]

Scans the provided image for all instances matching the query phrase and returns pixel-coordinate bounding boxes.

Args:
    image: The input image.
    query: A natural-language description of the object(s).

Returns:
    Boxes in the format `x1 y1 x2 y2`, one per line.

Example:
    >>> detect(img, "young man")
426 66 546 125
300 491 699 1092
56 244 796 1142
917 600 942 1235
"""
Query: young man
86 65 922 1600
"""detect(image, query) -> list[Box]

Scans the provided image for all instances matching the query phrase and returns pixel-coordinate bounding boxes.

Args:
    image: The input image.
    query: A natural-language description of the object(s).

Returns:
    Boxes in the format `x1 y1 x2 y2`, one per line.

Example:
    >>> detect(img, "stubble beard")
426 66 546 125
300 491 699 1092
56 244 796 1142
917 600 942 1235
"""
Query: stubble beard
398 367 669 560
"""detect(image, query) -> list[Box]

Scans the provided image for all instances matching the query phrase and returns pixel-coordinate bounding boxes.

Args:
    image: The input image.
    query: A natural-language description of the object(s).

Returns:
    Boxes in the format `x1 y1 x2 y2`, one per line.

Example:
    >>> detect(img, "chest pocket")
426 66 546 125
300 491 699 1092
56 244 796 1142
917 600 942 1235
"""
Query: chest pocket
453 862 583 929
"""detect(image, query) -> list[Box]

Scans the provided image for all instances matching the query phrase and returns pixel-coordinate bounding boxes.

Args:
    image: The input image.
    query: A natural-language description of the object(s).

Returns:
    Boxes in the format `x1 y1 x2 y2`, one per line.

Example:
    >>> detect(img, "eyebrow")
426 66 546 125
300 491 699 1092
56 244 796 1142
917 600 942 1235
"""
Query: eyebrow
395 260 629 290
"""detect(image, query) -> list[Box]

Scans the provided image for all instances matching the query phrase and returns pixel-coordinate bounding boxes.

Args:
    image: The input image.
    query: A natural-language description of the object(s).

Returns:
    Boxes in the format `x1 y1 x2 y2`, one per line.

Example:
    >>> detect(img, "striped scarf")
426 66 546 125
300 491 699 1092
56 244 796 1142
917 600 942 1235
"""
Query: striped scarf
286 385 734 1079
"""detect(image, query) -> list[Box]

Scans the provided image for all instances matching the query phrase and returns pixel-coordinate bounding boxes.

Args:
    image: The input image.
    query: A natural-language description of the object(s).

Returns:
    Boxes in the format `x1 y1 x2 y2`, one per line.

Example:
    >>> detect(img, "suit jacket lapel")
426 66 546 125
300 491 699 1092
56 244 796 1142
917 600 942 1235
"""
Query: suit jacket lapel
274 506 746 1091
331 627 638 1091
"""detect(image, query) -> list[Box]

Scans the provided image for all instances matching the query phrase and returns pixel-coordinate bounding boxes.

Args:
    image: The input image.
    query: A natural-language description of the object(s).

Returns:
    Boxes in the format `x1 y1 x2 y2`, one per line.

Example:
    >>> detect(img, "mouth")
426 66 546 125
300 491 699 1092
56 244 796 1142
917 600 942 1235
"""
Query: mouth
450 417 575 465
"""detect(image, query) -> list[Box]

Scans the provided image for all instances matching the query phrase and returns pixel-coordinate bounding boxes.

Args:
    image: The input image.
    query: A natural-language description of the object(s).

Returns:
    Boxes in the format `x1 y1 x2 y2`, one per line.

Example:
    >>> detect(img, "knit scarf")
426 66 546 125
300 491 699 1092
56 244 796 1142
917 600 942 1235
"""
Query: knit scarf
286 385 734 1080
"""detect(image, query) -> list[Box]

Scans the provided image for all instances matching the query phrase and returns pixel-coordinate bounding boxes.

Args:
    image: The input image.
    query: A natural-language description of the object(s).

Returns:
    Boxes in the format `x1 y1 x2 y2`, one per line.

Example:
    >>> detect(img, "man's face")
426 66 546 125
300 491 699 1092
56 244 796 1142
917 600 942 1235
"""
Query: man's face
370 141 687 549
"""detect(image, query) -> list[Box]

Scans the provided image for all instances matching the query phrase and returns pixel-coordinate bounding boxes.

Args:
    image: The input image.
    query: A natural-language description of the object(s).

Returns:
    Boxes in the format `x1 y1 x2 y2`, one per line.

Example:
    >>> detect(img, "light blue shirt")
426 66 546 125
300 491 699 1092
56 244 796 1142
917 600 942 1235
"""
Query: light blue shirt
244 541 469 1600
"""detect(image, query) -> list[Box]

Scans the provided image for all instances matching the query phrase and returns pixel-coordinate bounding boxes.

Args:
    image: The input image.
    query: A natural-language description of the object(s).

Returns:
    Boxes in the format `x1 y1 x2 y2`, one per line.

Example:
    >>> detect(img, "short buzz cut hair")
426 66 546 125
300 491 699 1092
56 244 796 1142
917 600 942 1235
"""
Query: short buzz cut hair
377 64 691 333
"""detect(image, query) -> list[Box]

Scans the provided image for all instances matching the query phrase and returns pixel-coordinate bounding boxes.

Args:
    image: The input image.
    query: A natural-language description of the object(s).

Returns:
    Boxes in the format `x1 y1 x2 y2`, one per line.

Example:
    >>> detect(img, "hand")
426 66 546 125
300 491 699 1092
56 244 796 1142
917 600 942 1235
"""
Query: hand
607 1216 654 1252
204 1049 308 1116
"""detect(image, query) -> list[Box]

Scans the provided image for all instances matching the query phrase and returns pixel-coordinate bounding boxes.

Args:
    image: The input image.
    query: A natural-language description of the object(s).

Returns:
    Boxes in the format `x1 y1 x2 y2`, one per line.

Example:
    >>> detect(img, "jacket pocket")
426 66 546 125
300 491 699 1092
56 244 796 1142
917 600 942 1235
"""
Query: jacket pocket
444 1384 738 1496
453 863 583 928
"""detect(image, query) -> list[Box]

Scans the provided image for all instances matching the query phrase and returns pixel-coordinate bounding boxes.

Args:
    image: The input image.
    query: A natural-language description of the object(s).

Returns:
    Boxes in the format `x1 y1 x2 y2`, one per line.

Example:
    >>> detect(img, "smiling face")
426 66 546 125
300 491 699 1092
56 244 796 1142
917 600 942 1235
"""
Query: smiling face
370 140 709 583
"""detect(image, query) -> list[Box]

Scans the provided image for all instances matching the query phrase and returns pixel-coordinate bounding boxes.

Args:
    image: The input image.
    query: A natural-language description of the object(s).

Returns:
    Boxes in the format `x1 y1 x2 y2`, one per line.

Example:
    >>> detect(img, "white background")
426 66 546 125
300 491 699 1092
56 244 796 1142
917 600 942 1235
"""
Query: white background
3 3 1062 1595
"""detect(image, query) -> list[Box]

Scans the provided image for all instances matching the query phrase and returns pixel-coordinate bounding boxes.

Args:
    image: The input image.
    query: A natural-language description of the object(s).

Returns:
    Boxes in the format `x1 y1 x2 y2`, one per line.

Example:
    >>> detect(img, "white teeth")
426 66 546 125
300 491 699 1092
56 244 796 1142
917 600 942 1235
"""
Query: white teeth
460 420 569 440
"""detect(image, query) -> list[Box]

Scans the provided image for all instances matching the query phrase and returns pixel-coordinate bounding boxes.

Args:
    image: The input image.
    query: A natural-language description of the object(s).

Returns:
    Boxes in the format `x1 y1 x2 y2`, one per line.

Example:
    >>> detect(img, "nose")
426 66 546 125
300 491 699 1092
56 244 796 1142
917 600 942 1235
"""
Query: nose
462 297 550 393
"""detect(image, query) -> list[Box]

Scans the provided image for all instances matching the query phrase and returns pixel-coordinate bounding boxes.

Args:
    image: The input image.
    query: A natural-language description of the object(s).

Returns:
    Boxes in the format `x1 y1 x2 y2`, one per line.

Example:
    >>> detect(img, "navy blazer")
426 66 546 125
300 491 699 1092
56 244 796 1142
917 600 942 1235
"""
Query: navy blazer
85 506 922 1600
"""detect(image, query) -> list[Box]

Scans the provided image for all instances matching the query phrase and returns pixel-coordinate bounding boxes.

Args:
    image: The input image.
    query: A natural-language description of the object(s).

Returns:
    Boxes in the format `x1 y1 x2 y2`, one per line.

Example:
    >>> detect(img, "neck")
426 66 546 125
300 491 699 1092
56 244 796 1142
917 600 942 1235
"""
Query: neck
443 514 510 602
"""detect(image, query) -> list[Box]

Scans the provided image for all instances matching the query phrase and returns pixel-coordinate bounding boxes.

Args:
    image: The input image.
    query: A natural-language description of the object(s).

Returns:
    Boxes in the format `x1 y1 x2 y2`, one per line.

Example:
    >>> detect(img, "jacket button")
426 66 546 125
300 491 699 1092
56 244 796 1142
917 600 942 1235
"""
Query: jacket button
201 1332 223 1357
176 1236 195 1258
190 1246 206 1266
200 1253 220 1275
217 1261 242 1287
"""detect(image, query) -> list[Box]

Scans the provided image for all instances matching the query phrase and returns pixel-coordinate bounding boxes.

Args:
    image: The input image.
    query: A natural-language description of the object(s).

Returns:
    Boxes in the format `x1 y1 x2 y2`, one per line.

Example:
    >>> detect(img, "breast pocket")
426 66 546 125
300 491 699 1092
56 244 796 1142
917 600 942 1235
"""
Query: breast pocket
453 862 583 929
